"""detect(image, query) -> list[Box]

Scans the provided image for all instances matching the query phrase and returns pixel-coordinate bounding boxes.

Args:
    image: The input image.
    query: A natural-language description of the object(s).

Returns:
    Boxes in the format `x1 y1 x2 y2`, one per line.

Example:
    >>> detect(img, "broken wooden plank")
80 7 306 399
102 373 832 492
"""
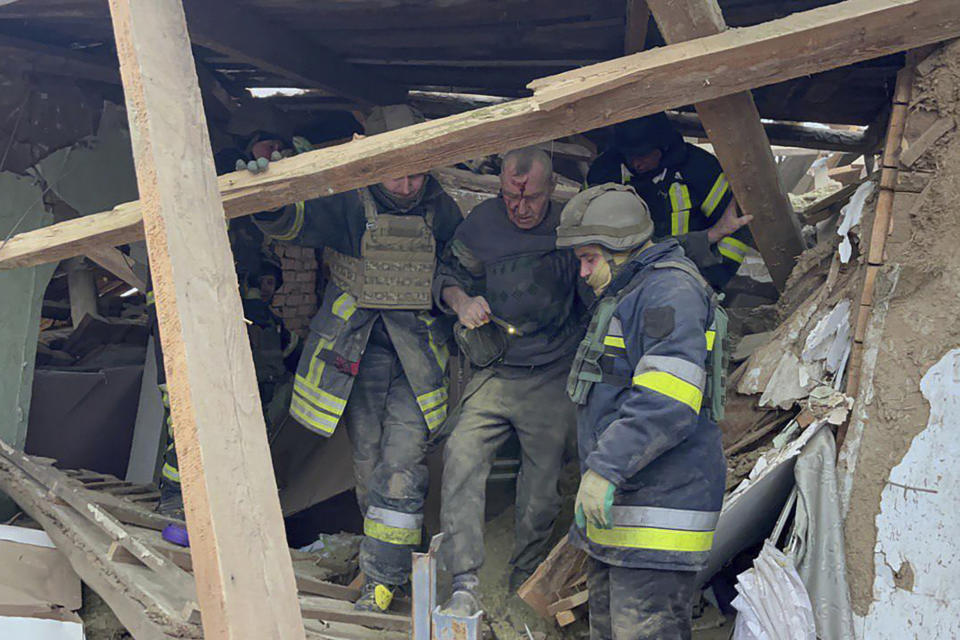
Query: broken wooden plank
4 0 960 271
555 609 581 627
647 0 804 290
106 1 305 638
518 538 589 619
299 595 411 632
85 246 146 292
546 589 589 617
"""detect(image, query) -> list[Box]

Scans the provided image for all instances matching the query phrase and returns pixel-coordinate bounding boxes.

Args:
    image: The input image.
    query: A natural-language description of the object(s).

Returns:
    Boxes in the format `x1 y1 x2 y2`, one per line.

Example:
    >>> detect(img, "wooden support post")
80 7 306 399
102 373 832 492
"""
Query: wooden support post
646 0 804 291
105 1 305 639
624 0 650 54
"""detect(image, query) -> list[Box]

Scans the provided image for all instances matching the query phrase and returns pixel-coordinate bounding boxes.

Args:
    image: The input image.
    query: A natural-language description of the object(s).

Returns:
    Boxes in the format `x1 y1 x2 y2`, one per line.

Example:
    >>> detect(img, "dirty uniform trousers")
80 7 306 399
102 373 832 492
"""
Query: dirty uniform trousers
587 559 697 640
441 359 575 577
344 320 429 586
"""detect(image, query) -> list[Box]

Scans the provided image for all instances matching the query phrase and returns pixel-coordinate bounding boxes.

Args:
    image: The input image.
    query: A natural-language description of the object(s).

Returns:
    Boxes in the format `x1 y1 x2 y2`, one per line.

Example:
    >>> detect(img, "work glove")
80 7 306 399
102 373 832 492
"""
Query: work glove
574 469 615 530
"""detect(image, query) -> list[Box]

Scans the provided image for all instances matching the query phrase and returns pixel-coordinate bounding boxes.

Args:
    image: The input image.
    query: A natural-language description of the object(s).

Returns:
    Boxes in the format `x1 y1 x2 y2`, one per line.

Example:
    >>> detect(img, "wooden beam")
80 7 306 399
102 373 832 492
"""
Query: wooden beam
666 111 877 153
85 246 146 292
3 0 960 270
181 0 405 106
105 1 305 639
624 1 650 54
646 0 804 290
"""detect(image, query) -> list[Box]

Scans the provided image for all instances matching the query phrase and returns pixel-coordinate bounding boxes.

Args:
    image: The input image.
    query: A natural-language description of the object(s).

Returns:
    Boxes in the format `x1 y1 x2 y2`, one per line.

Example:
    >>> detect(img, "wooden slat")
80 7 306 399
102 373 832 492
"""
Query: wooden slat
624 0 650 54
3 0 960 271
546 589 589 616
647 0 804 290
106 1 306 638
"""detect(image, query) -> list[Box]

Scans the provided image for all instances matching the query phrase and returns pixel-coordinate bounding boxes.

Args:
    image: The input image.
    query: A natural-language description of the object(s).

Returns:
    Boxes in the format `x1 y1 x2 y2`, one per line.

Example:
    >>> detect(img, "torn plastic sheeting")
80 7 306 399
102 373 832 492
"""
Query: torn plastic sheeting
732 541 816 640
837 181 875 264
698 422 826 584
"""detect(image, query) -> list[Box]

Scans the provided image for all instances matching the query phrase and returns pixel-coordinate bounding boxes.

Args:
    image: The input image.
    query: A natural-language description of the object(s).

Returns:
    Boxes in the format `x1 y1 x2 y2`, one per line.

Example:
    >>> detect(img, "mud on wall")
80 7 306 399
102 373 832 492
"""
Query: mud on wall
842 41 960 620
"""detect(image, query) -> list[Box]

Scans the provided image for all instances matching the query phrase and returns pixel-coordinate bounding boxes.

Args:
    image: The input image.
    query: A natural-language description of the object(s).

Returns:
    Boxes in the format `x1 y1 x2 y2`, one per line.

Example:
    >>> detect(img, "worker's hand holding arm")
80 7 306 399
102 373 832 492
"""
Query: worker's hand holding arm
585 273 711 486
706 199 753 244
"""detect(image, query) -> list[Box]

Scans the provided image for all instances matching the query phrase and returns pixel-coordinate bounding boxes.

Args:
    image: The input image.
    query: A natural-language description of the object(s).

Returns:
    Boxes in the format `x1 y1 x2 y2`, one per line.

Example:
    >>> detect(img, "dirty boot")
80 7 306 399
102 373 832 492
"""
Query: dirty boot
439 573 482 616
354 580 396 612
508 566 534 593
157 481 184 518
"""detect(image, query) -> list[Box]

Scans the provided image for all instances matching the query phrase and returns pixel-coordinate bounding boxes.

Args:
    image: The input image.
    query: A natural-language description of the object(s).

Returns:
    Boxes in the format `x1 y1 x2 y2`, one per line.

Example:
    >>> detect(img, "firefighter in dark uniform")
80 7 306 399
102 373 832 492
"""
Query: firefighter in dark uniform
253 105 463 612
557 184 726 639
587 112 754 291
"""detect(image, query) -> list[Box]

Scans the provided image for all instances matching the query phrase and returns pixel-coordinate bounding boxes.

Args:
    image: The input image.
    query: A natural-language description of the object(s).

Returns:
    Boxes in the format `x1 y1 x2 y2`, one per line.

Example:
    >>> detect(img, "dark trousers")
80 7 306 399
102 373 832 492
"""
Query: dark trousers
344 327 429 586
587 559 697 640
440 359 575 577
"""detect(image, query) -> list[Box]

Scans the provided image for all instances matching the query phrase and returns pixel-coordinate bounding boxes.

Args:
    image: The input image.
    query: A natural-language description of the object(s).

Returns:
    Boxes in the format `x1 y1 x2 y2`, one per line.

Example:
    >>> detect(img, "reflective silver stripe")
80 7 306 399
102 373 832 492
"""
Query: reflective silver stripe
611 506 720 532
366 506 423 531
634 355 706 391
607 316 623 337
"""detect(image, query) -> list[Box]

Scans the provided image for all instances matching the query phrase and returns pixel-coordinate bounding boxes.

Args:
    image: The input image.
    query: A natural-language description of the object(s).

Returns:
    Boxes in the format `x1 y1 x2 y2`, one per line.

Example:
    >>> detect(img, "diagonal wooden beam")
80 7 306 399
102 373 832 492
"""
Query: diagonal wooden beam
182 0 405 107
624 0 650 54
106 0 305 638
646 0 804 290
2 0 959 271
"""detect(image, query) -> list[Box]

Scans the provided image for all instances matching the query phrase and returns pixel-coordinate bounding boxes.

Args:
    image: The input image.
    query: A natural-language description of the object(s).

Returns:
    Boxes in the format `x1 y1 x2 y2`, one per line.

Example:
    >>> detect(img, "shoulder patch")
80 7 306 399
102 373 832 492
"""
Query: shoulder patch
643 306 675 339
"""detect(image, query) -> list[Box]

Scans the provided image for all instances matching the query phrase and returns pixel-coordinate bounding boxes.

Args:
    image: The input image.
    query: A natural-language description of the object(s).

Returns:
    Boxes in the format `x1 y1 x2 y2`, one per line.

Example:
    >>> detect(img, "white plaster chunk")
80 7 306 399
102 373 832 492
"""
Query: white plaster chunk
857 349 960 639
759 352 816 410
836 181 875 264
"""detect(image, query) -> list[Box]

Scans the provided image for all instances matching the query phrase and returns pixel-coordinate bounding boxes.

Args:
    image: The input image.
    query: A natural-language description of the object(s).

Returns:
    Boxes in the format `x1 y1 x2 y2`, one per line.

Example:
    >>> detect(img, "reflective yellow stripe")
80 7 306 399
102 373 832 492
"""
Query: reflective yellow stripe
586 522 714 552
701 174 730 217
669 183 691 235
424 405 448 431
294 374 346 417
632 371 703 413
290 395 338 435
161 462 180 483
146 291 155 305
603 336 626 349
273 201 305 241
364 518 422 546
423 317 448 372
705 330 716 351
417 388 447 413
305 337 330 386
718 236 750 264
331 292 357 321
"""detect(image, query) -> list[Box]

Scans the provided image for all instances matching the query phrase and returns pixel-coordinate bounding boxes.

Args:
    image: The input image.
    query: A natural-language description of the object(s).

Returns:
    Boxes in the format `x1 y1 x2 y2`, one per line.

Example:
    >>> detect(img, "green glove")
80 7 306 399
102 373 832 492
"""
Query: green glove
574 469 615 530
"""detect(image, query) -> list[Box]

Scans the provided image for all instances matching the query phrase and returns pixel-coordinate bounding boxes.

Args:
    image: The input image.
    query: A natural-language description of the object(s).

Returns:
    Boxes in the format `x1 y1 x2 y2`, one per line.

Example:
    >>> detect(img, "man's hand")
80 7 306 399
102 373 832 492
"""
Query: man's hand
707 200 753 244
456 295 491 329
574 469 615 530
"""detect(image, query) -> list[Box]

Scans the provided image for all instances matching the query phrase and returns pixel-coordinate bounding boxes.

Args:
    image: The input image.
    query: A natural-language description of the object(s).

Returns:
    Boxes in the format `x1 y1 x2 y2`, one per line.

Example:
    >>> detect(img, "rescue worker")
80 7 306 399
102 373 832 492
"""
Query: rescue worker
434 148 586 613
154 251 299 514
557 184 726 639
587 112 754 291
252 105 463 612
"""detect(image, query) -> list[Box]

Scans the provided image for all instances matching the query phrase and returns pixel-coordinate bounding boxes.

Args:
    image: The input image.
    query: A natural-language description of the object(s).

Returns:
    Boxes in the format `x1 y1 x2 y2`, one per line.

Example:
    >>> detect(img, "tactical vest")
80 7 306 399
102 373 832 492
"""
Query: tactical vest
324 188 436 310
567 260 727 421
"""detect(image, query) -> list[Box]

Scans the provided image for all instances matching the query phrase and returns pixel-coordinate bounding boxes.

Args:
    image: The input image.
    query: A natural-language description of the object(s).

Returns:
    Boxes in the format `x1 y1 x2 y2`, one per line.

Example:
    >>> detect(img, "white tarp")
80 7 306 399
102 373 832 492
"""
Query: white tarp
732 541 816 640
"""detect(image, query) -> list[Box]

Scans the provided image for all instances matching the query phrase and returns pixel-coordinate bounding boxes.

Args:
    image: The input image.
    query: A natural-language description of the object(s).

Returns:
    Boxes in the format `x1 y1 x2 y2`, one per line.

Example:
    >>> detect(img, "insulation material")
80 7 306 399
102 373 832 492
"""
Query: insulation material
0 172 55 452
732 541 816 640
786 427 855 639
836 181 875 263
857 349 960 638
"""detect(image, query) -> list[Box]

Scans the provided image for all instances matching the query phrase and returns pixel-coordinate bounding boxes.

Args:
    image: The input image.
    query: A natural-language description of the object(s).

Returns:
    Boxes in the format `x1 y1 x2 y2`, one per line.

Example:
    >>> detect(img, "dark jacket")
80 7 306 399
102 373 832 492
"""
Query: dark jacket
588 137 753 291
253 177 463 437
568 240 726 572
434 198 587 367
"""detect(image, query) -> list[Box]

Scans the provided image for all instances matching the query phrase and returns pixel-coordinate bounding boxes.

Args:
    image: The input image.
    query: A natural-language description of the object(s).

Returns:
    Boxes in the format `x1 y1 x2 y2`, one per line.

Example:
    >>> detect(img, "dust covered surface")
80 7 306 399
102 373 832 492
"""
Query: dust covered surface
79 583 131 640
844 41 960 615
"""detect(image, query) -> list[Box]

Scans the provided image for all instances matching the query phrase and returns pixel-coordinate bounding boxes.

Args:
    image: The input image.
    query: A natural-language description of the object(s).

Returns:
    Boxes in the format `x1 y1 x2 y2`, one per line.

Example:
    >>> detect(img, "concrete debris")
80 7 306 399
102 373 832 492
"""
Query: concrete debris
805 386 853 425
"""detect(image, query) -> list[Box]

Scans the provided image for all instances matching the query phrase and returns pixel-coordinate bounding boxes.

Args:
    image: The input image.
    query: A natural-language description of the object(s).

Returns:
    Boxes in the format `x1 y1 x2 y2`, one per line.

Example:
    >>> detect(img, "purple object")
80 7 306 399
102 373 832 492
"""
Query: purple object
162 524 190 547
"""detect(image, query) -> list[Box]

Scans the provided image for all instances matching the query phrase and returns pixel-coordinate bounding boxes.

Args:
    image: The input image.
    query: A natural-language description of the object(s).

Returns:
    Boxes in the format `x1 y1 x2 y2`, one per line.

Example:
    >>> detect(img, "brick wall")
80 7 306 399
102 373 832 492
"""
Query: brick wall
269 243 319 338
